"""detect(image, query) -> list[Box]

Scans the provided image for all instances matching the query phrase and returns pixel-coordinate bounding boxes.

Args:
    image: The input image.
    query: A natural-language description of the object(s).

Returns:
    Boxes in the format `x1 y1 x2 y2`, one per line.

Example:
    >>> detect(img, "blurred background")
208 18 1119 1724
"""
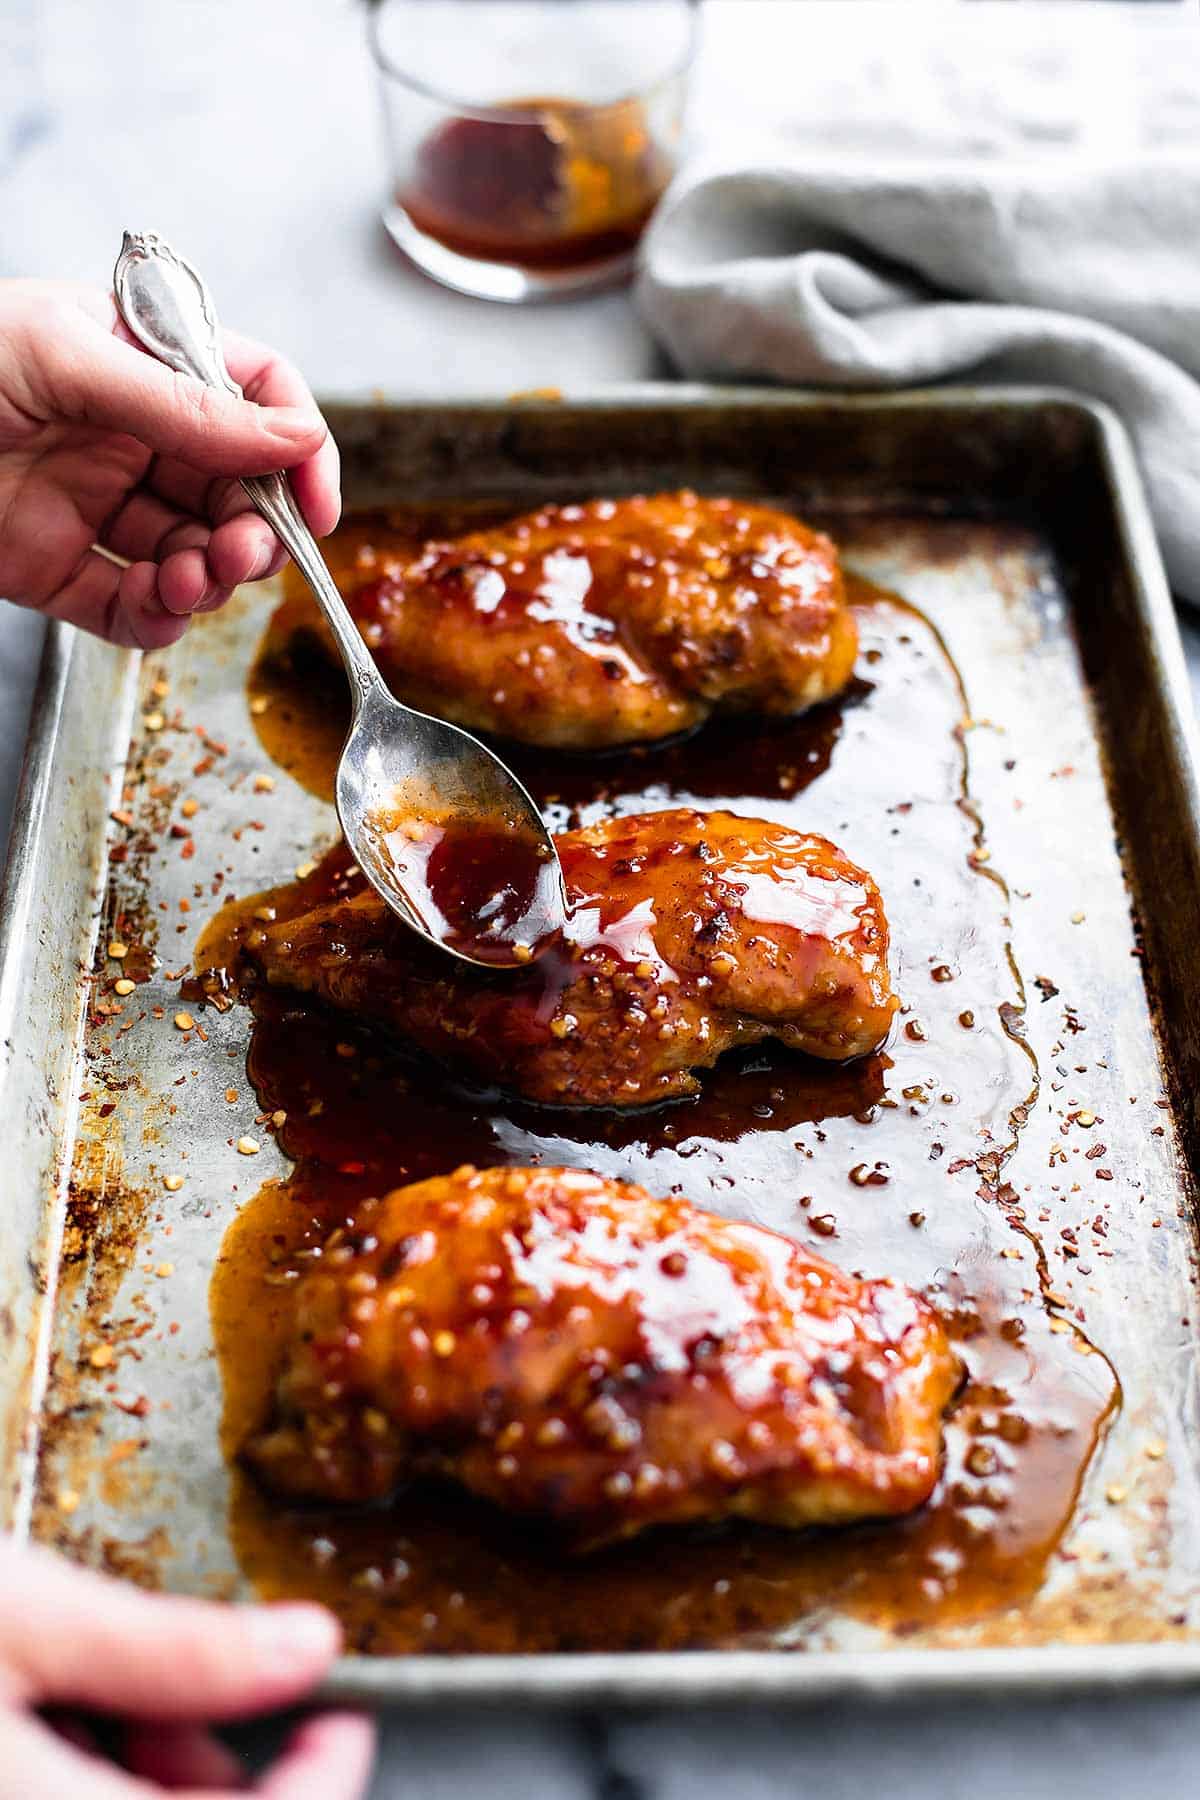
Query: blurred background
4 1 1197 392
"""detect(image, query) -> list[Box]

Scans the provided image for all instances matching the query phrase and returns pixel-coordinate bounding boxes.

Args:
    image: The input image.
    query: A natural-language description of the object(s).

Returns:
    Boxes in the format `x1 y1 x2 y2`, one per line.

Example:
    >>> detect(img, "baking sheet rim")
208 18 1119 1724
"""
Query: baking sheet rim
5 381 1198 1702
319 1639 1200 1707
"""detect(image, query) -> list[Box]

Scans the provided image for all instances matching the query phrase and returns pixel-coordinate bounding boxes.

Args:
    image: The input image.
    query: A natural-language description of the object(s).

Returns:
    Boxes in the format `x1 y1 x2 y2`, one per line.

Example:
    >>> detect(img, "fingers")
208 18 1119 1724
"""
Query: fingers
0 1711 372 1800
224 331 342 539
118 473 285 580
287 430 342 541
48 537 262 648
121 1720 246 1790
96 448 336 625
43 1711 101 1756
102 416 339 617
120 558 207 643
144 445 339 547
88 1714 373 1800
101 490 218 566
99 484 284 619
42 310 326 476
0 1541 342 1722
0 1713 147 1800
255 1713 376 1800
24 295 343 643
125 329 341 541
155 547 227 618
203 512 286 591
41 551 191 649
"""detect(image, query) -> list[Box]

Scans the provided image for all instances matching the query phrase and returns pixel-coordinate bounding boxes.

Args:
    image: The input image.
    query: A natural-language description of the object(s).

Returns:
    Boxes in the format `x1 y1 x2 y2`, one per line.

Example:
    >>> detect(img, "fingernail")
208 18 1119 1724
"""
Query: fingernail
249 540 276 580
247 1603 341 1675
270 406 324 439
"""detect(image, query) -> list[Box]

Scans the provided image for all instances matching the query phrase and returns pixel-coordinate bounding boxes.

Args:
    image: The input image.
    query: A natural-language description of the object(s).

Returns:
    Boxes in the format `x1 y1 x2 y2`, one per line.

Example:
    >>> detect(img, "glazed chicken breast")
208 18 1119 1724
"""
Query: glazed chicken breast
226 808 897 1107
287 492 858 748
246 1165 958 1544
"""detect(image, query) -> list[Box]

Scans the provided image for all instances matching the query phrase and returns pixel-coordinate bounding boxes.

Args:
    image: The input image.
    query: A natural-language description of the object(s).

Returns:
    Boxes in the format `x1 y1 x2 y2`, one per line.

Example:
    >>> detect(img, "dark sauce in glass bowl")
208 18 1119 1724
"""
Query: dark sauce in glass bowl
401 98 671 272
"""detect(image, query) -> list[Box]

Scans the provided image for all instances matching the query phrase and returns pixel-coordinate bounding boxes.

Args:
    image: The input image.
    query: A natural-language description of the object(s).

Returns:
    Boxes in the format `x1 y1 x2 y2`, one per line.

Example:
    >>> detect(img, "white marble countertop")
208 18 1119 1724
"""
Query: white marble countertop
4 2 1200 1794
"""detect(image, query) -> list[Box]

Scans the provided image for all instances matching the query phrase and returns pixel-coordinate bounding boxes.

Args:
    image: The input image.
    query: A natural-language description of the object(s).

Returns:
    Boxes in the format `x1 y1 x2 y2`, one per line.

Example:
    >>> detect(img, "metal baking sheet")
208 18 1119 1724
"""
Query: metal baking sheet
5 386 1200 1705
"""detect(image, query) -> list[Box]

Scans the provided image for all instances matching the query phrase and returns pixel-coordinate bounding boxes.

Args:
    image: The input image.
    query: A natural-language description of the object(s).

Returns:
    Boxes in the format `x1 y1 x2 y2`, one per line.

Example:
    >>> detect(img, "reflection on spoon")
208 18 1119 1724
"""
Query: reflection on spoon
362 801 565 967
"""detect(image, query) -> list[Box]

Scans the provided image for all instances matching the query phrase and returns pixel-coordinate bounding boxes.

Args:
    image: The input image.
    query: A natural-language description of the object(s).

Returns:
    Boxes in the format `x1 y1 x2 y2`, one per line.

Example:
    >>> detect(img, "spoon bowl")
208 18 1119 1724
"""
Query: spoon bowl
337 682 567 967
113 231 568 968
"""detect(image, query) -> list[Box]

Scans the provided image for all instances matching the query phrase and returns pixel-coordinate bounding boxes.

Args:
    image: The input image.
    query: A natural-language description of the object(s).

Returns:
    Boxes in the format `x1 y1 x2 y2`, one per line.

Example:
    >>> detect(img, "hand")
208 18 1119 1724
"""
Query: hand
0 1538 374 1798
0 280 340 649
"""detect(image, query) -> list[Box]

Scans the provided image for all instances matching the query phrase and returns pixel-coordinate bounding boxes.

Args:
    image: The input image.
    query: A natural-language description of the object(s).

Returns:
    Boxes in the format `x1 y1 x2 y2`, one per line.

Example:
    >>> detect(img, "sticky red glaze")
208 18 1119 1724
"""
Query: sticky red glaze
210 559 1119 1655
288 493 858 749
201 808 897 1107
246 1165 959 1544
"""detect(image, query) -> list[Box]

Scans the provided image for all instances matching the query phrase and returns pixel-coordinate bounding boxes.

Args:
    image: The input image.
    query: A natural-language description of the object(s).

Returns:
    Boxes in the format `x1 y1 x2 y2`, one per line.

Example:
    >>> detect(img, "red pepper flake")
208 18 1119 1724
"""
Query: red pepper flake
113 1394 151 1417
180 840 195 860
1095 1168 1114 1181
110 809 133 827
338 1160 366 1176
193 756 214 776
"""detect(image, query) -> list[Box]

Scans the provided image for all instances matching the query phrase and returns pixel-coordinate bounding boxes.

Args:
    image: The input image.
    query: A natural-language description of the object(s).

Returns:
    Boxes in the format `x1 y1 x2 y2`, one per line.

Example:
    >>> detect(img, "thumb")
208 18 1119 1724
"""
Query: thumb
0 1539 341 1721
47 315 326 474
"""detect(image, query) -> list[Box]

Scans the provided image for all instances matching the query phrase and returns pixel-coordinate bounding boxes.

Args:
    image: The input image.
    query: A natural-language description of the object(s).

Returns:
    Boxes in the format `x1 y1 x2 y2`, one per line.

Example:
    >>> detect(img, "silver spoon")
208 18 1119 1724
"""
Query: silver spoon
112 231 567 969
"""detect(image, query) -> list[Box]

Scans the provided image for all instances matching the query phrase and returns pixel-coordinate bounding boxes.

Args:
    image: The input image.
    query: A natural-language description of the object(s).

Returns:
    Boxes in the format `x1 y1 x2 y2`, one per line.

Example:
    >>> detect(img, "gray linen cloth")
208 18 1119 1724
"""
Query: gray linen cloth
636 158 1200 600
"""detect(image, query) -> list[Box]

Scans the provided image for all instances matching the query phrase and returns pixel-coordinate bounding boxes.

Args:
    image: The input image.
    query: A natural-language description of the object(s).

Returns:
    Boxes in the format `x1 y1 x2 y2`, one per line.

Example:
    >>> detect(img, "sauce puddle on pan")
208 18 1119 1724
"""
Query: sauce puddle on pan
200 550 1117 1655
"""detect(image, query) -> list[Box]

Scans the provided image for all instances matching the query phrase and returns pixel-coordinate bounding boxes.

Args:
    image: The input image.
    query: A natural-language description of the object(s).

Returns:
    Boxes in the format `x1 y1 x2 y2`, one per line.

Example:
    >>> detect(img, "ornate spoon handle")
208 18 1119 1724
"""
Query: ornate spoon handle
113 231 380 714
